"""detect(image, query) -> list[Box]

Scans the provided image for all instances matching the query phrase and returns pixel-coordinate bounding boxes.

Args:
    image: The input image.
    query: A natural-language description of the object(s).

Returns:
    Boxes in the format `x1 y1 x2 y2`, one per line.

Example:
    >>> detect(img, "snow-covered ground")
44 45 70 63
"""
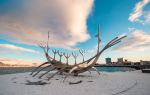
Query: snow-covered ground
0 71 150 95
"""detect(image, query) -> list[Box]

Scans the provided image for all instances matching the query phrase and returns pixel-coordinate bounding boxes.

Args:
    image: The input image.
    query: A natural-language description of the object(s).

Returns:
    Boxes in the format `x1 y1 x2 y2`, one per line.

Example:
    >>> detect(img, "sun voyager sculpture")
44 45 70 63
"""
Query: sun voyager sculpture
30 24 126 82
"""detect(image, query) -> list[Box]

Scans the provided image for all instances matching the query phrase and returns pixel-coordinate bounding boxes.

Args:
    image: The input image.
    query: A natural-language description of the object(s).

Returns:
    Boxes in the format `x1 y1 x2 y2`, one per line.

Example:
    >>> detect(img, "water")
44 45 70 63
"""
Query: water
96 67 135 72
0 67 35 75
0 67 135 75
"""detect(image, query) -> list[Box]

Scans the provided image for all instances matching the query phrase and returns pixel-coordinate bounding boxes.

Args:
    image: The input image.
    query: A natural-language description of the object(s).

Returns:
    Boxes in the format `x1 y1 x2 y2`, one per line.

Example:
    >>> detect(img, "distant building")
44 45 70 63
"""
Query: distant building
140 60 150 65
124 59 132 65
105 58 112 64
133 62 140 65
117 58 123 64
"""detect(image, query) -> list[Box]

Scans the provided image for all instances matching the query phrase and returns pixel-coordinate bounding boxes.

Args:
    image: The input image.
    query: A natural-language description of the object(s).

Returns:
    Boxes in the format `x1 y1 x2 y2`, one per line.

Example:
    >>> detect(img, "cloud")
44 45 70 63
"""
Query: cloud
128 0 150 24
0 44 38 53
0 0 94 49
86 44 102 53
114 29 150 51
0 58 40 66
128 27 136 32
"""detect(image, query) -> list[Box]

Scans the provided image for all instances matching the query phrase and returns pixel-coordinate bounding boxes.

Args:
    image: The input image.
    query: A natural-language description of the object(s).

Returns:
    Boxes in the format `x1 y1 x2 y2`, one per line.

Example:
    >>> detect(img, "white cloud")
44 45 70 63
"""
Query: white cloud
114 29 150 51
86 44 102 53
128 27 135 32
144 11 150 23
0 44 38 53
0 0 94 49
0 58 41 66
129 0 150 24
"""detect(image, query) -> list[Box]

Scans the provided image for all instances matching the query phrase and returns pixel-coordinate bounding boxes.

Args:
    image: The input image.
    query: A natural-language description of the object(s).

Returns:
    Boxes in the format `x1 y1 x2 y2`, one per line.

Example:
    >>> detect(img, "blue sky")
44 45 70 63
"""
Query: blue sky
0 0 150 65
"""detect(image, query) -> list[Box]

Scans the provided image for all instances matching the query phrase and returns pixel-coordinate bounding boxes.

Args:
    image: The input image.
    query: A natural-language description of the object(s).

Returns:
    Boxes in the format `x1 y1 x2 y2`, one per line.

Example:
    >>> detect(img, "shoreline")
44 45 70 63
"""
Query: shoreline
0 66 135 75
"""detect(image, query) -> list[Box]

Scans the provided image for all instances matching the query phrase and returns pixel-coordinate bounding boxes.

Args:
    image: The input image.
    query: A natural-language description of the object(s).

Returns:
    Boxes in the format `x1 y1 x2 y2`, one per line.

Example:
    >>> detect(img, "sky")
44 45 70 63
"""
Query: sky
0 0 150 65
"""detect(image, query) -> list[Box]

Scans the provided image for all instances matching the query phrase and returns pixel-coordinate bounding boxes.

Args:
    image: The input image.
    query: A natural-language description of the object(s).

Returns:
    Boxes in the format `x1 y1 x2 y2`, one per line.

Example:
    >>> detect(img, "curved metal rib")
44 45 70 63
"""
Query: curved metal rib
92 67 100 75
30 62 49 75
39 67 56 79
32 64 52 77
47 67 67 81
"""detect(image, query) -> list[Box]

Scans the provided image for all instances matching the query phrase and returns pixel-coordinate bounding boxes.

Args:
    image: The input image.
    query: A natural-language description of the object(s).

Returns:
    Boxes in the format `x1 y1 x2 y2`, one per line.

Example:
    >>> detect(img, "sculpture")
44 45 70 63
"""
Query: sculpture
30 24 126 81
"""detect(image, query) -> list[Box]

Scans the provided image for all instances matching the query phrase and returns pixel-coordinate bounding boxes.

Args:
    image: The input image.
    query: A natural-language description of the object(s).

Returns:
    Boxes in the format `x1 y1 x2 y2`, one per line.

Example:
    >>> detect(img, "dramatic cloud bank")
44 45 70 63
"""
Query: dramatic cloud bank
0 44 37 53
114 29 150 51
0 0 94 49
128 0 150 24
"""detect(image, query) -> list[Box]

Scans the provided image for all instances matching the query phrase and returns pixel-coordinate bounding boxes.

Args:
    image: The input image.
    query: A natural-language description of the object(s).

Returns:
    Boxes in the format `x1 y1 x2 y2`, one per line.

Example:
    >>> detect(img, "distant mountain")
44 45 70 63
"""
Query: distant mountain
0 62 4 65
0 62 10 66
0 61 32 67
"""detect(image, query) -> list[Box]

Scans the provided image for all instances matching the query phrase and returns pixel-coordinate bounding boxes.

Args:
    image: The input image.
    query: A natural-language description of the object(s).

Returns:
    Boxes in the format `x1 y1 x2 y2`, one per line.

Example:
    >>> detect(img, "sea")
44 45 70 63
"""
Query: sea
0 67 135 75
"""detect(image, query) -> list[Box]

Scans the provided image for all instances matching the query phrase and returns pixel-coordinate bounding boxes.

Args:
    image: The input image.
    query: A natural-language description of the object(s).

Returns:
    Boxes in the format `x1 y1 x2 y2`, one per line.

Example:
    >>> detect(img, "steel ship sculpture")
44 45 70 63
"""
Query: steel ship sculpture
30 24 126 82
